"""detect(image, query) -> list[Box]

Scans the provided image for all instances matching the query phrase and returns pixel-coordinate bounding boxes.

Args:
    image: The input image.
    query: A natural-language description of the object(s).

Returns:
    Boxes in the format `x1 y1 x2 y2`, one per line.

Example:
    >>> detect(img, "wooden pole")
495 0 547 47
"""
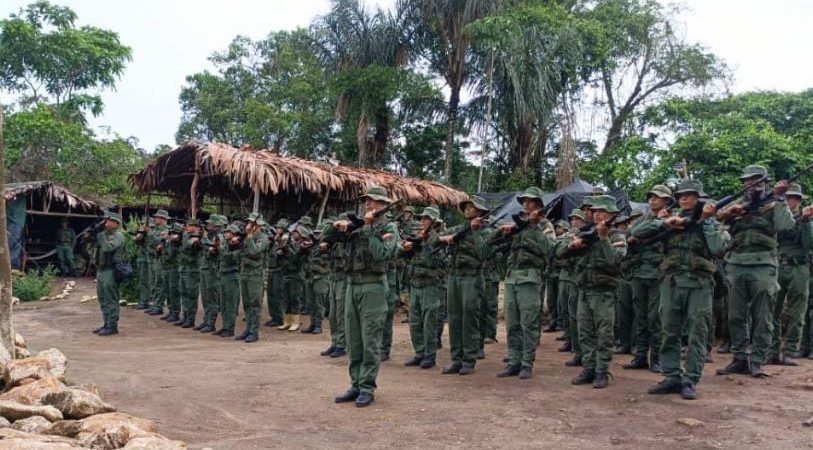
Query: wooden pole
190 150 201 219
477 49 495 193
0 103 16 359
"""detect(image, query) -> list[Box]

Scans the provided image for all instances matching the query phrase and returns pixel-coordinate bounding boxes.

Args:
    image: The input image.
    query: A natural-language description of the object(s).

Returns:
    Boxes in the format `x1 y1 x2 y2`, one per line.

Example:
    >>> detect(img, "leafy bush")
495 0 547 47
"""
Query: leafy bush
13 266 56 301
118 216 141 303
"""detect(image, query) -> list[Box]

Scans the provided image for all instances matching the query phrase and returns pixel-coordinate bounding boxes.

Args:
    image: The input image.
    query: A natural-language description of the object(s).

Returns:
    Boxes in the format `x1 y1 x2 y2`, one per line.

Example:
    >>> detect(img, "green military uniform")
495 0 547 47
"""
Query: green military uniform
199 215 226 332
305 226 331 334
265 219 289 327
438 196 488 374
161 223 183 322
555 220 576 353
563 206 590 366
133 222 151 309
94 213 125 335
718 165 794 377
178 222 203 328
637 180 727 398
56 225 76 276
497 188 555 378
402 207 446 368
396 207 417 306
217 224 242 336
625 185 672 370
238 214 270 342
381 262 399 360
323 213 351 357
278 227 308 331
327 187 399 406
299 216 315 327
769 183 813 363
481 229 501 345
558 196 627 387
146 210 170 315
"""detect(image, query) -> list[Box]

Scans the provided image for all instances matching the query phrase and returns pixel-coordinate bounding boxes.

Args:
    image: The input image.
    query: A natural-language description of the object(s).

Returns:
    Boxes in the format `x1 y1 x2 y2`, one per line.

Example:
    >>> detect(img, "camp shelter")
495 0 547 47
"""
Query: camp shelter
129 141 470 221
3 181 103 270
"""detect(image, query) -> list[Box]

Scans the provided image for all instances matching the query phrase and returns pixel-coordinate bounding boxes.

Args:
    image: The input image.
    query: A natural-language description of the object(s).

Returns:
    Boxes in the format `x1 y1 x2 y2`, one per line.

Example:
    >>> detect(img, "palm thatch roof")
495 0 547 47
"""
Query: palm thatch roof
3 181 101 215
129 141 469 211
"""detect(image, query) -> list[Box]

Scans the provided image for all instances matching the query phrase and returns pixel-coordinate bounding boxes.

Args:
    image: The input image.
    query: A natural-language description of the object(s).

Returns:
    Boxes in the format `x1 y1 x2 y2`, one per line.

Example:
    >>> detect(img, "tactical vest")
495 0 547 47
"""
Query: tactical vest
728 207 777 255
660 228 716 277
348 221 398 275
447 225 484 274
507 224 549 272
219 243 241 275
574 230 623 289
777 214 809 263
409 231 447 286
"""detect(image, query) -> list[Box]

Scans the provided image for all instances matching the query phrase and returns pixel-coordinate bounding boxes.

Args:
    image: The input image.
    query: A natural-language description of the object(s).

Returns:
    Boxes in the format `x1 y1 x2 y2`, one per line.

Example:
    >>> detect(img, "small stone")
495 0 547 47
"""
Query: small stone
14 334 27 349
0 400 63 422
677 418 705 428
803 417 813 427
11 297 20 305
39 296 49 302
0 417 10 429
725 375 734 381
11 415 52 433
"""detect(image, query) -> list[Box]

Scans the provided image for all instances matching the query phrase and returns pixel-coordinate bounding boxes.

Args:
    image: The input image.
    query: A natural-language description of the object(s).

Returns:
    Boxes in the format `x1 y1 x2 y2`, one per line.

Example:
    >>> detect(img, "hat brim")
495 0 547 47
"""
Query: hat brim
516 195 544 206
739 173 768 181
646 191 672 199
458 200 488 213
590 206 619 213
360 194 393 203
674 189 704 196
786 192 807 199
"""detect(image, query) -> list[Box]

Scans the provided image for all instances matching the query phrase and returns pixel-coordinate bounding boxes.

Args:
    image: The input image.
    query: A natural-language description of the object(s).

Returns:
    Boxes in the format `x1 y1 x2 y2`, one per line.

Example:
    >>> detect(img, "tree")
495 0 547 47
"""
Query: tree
0 103 14 359
0 1 132 117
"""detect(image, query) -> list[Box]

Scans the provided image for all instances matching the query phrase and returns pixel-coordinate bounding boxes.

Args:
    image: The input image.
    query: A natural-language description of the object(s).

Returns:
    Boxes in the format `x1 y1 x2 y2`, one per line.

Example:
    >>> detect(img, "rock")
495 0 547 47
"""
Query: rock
11 415 52 434
803 417 813 427
71 412 158 449
0 376 66 405
38 296 49 302
0 400 63 422
0 417 10 428
79 296 91 303
43 419 82 438
11 297 20 306
35 349 68 379
14 334 27 349
5 358 54 388
677 418 705 428
42 387 115 419
15 347 31 359
0 343 12 368
118 300 128 306
0 428 86 449
123 434 188 450
72 384 100 397
787 382 813 391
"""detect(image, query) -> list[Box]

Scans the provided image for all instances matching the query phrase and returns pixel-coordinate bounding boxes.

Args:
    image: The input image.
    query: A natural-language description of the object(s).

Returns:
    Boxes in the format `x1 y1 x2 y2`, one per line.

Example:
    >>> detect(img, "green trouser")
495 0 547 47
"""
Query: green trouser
137 259 151 308
659 275 713 385
266 270 285 320
346 276 388 394
180 270 200 323
447 274 482 368
711 291 728 348
616 280 633 350
409 284 441 357
97 269 119 329
283 276 304 314
437 286 448 347
163 269 180 314
304 277 313 315
505 279 542 369
381 273 399 356
57 246 74 275
547 275 559 328
150 257 164 311
311 277 330 326
631 277 661 359
330 275 347 349
728 264 777 364
201 269 221 327
568 285 581 355
578 288 616 373
480 280 499 342
558 279 574 344
240 269 263 335
220 273 240 332
770 263 809 356
804 272 813 353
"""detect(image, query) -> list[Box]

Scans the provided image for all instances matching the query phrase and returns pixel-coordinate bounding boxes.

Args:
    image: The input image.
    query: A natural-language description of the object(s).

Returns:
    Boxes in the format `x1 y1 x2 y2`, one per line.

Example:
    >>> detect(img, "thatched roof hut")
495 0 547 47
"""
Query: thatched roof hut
4 181 102 216
129 141 469 217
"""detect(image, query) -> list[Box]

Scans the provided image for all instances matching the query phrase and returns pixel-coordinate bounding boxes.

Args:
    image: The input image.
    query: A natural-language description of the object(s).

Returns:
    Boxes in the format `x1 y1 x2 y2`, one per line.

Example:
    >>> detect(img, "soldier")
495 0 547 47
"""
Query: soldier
237 213 269 343
640 179 726 399
716 165 794 378
304 225 331 334
197 215 226 333
133 218 151 310
481 216 502 346
321 212 351 358
381 254 400 362
562 206 589 367
146 210 170 316
92 212 125 336
277 225 309 331
265 219 289 328
553 220 573 351
624 185 672 372
768 183 813 365
299 216 315 327
401 206 446 369
436 196 489 375
56 218 77 276
328 186 399 408
217 224 242 337
495 187 556 380
177 220 203 329
160 223 183 323
558 195 627 388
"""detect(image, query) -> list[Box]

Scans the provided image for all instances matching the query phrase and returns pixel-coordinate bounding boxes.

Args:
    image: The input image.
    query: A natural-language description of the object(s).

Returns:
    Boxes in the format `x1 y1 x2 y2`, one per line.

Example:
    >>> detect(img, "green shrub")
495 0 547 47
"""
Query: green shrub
13 266 56 301
118 216 141 303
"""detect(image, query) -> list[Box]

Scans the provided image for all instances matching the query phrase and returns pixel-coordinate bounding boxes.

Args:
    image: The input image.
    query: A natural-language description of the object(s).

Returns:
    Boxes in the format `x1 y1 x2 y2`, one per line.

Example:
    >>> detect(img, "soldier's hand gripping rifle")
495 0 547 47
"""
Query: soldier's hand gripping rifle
716 161 813 216
345 199 405 232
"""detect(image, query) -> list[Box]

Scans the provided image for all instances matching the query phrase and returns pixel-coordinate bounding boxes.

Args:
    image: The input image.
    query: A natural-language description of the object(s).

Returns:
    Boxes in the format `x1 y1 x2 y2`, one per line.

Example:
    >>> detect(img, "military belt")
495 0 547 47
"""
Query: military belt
348 273 387 284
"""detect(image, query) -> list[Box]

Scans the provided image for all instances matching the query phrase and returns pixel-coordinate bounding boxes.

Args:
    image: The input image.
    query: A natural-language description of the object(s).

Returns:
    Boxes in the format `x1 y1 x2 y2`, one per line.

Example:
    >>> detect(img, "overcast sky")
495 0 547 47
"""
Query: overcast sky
2 0 811 152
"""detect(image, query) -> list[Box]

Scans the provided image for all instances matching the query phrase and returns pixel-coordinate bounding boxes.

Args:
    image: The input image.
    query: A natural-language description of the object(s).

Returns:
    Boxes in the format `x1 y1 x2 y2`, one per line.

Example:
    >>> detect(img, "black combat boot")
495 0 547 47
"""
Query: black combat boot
623 355 648 370
234 330 249 341
571 369 595 385
321 346 337 357
749 362 769 378
715 357 750 375
565 354 582 367
419 354 436 369
680 382 698 400
647 379 682 395
518 367 533 380
329 347 347 358
334 388 360 403
97 327 118 336
497 365 520 378
592 372 609 389
649 356 662 373
442 363 462 374
404 355 423 367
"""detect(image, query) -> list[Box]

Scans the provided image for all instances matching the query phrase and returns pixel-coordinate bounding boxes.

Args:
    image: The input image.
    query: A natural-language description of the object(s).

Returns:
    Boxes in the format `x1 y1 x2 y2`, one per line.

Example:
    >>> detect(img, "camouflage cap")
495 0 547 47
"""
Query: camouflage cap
186 218 201 227
516 187 545 205
458 195 489 213
293 225 312 239
245 212 262 224
153 209 170 220
568 208 585 220
360 185 393 203
337 212 350 221
104 212 123 225
674 179 706 197
647 184 673 199
613 214 631 225
402 206 415 214
630 208 644 219
787 182 806 199
225 224 242 234
589 195 619 213
274 218 290 229
555 220 570 230
579 196 596 209
418 206 440 221
299 216 313 227
739 164 769 180
171 222 184 232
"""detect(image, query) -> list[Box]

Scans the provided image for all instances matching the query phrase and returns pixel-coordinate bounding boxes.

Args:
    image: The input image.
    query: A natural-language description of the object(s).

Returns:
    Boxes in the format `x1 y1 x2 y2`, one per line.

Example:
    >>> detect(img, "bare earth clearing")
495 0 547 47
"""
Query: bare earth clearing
12 278 813 449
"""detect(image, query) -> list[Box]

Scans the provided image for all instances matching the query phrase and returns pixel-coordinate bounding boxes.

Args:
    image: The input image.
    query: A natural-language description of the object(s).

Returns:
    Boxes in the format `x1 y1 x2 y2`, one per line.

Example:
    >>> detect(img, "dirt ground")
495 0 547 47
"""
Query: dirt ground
12 277 813 449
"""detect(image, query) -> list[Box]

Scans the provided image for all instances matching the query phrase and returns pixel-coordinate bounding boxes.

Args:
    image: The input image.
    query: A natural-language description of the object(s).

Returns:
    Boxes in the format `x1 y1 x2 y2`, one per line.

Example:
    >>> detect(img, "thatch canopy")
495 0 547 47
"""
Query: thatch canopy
3 181 102 215
129 141 469 214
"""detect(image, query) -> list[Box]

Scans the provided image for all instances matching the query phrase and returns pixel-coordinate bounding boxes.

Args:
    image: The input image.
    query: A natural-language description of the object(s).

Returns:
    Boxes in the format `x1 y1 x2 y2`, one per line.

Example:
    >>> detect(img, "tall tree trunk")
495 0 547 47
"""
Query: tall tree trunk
371 108 390 169
443 85 461 183
0 103 15 358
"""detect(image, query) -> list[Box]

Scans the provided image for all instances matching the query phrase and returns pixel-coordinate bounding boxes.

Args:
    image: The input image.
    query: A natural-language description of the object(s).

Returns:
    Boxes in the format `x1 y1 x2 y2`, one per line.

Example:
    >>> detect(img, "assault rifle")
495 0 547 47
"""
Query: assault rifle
716 161 813 214
346 199 405 232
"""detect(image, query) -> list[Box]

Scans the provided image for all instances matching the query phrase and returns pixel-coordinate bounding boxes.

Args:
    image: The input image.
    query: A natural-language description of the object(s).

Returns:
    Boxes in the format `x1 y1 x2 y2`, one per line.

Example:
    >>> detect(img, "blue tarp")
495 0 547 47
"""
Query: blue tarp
6 197 26 269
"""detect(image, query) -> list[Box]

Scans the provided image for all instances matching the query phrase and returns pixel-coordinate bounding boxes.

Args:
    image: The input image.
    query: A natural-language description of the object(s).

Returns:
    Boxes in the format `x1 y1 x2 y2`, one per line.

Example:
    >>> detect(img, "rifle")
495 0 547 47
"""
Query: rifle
629 201 706 247
399 234 426 258
716 161 813 213
346 199 405 232
447 204 504 245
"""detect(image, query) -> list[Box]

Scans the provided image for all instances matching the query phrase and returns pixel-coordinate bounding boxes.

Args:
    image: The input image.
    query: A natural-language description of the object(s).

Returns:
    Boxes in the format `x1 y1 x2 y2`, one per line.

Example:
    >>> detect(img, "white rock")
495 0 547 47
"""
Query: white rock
36 349 68 379
11 415 52 433
0 400 63 422
0 428 86 449
14 334 27 349
42 388 115 419
123 434 188 450
15 347 31 359
0 417 10 428
0 376 66 405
